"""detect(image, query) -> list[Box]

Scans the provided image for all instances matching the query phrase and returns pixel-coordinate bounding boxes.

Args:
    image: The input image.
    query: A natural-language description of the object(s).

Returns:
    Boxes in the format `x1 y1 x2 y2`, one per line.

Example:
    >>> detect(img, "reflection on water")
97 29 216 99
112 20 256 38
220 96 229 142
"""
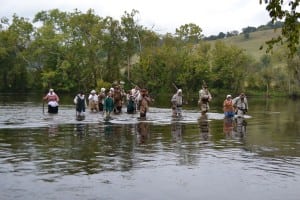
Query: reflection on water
198 113 210 140
171 120 183 142
1 95 300 200
223 117 247 139
137 121 150 144
233 117 247 138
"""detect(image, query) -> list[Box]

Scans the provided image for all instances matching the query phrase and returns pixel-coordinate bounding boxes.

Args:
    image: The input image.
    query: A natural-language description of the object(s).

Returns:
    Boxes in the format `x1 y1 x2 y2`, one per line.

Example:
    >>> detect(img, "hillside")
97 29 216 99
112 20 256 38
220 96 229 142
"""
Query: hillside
207 29 282 61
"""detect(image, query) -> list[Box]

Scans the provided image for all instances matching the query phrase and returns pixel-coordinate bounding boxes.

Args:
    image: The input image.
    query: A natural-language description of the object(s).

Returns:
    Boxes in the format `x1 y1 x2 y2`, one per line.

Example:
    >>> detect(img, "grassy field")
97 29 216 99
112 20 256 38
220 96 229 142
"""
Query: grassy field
207 29 282 61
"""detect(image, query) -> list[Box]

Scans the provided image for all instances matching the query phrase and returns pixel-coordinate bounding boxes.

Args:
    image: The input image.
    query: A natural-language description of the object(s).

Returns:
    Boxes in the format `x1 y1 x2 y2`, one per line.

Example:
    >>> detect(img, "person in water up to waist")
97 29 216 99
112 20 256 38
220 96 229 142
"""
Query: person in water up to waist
43 88 60 114
198 82 212 114
74 91 87 119
232 93 248 117
223 94 235 118
171 89 183 117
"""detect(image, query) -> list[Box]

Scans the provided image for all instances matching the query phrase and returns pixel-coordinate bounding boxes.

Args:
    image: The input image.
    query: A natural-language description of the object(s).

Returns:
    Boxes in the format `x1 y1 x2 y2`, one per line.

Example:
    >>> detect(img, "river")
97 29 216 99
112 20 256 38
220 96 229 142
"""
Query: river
0 93 299 200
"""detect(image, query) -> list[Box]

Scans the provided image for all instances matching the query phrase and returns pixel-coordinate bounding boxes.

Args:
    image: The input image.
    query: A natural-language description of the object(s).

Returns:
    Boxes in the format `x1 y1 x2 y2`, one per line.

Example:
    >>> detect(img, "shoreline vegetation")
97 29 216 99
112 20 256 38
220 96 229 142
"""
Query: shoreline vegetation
1 9 299 97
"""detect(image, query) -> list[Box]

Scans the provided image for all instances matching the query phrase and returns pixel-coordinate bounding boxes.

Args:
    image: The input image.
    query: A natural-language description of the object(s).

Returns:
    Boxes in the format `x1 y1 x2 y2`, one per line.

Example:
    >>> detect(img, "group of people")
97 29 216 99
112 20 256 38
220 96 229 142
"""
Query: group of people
223 93 248 118
43 84 152 120
170 82 213 117
43 82 248 121
72 85 151 120
170 82 248 119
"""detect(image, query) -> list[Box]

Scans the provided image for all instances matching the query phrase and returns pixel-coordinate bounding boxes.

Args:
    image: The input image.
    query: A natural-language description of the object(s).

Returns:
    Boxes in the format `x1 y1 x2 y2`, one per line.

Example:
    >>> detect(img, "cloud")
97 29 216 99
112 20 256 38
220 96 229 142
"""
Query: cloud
0 0 270 36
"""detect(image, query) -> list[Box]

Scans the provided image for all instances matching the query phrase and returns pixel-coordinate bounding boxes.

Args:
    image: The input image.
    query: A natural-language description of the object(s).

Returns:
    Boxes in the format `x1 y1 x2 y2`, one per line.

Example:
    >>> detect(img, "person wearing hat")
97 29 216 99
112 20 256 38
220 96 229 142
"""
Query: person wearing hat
98 88 106 112
126 89 136 114
139 89 151 118
198 83 212 114
232 93 248 117
43 88 60 114
223 94 235 118
88 89 99 112
74 91 87 120
171 89 183 117
113 85 123 114
104 91 114 120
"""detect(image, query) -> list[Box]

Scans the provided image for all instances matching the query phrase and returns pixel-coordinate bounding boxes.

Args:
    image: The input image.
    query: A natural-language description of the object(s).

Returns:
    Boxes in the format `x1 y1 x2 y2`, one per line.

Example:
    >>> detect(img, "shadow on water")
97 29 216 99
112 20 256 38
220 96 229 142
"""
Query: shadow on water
1 93 300 200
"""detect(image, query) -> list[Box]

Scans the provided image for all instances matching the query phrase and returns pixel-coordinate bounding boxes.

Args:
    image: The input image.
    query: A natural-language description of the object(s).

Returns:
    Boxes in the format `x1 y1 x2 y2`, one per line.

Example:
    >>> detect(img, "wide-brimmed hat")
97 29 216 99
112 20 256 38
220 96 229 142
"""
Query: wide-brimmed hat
91 90 96 94
226 94 232 99
140 89 147 93
49 88 54 92
202 80 208 88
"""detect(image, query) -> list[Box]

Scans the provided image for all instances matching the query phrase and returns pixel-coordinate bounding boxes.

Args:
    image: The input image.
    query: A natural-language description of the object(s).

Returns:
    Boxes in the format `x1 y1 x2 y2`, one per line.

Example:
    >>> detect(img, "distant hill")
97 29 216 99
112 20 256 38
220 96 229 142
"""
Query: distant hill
206 29 282 61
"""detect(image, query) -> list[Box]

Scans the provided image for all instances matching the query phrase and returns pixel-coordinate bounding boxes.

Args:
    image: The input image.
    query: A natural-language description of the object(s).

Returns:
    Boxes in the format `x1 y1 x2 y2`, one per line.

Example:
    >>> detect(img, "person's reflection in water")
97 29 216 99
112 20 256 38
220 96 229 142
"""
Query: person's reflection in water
137 121 150 144
104 122 113 136
171 122 182 142
74 123 86 138
223 117 234 138
198 113 210 140
48 124 58 136
233 116 247 138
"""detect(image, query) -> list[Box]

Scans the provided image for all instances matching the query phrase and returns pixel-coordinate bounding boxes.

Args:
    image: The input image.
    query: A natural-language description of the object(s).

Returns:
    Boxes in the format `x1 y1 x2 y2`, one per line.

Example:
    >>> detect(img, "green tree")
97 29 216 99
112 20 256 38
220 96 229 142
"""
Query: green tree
121 9 141 81
0 15 33 91
103 16 123 83
260 0 300 57
286 48 300 94
175 23 203 44
32 9 67 90
210 41 253 93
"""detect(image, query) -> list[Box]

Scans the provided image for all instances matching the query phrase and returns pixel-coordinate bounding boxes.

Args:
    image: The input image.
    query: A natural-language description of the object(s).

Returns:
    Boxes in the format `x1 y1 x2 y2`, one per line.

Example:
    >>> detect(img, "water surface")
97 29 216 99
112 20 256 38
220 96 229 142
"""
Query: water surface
0 94 299 200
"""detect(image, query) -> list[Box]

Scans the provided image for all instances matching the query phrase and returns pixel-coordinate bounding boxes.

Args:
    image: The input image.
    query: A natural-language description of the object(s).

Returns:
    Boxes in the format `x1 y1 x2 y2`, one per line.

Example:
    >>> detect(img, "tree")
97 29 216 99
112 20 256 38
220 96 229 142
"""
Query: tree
121 9 141 81
218 32 226 39
210 41 253 93
175 23 203 44
286 49 300 94
226 30 239 37
0 14 34 91
260 0 300 57
103 16 123 82
242 26 257 34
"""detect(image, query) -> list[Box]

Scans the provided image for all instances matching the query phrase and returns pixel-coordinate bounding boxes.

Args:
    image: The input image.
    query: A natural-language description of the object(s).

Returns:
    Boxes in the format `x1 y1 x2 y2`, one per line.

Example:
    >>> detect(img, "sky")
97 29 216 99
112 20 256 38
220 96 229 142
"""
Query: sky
0 0 271 36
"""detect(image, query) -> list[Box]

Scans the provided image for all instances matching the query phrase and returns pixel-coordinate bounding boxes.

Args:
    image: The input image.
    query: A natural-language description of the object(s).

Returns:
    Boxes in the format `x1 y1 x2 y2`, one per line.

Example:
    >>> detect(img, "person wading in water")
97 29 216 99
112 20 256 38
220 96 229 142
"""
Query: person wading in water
104 91 114 120
171 89 183 117
74 91 87 120
43 88 60 114
223 94 235 118
198 82 212 114
138 89 151 119
233 93 248 117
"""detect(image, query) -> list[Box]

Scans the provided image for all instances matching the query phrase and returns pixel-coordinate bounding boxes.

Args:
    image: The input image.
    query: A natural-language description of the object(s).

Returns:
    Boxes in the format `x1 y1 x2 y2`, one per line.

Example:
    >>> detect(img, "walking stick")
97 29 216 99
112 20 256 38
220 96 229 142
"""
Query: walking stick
42 100 45 114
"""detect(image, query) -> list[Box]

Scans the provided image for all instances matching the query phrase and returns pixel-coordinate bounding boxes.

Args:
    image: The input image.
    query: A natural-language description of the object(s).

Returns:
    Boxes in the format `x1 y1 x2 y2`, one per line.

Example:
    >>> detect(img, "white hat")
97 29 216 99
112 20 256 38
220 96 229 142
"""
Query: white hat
91 90 96 94
177 89 182 93
226 94 232 98
101 88 105 92
49 88 54 92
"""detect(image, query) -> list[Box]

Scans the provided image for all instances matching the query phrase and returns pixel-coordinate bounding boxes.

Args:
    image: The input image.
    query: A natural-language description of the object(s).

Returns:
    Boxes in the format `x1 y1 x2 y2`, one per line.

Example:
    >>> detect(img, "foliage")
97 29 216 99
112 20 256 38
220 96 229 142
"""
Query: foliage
260 0 300 57
0 15 33 91
0 6 299 97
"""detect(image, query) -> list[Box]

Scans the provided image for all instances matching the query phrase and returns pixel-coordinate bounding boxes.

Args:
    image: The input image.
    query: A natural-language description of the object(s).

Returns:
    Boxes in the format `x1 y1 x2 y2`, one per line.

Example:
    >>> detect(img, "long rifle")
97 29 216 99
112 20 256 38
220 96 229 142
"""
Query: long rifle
172 82 178 91
172 82 187 104
42 100 45 114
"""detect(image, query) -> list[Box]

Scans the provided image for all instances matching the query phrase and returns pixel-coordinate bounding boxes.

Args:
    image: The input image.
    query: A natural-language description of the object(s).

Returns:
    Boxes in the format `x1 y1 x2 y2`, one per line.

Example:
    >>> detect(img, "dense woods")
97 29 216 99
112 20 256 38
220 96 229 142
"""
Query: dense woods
0 7 299 97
